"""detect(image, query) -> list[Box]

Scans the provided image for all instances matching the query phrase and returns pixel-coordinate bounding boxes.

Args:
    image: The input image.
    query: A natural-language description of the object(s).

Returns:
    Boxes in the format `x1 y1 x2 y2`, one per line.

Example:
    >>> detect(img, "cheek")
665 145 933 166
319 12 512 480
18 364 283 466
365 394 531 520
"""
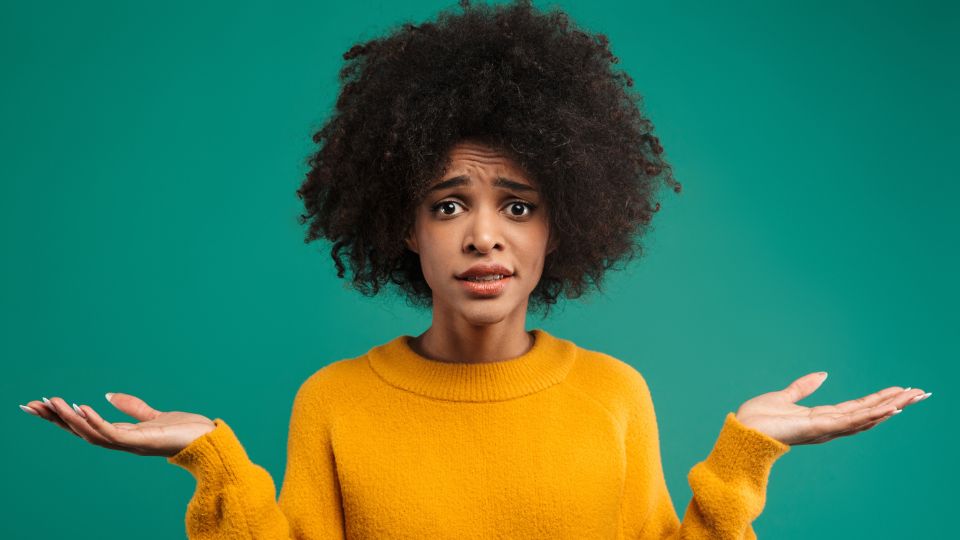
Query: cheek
520 220 550 251
521 223 551 274
416 230 453 282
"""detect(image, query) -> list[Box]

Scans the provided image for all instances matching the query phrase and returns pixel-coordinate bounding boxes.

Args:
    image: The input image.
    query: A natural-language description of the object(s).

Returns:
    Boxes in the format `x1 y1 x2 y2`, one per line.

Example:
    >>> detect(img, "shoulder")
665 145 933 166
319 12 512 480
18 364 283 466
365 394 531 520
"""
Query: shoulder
565 339 651 393
304 355 371 389
561 338 656 422
292 348 379 414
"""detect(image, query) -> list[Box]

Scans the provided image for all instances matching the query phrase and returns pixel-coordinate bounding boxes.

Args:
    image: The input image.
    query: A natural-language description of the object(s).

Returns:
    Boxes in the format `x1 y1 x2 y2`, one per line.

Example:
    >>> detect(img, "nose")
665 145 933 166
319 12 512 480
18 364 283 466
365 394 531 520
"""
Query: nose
463 204 504 254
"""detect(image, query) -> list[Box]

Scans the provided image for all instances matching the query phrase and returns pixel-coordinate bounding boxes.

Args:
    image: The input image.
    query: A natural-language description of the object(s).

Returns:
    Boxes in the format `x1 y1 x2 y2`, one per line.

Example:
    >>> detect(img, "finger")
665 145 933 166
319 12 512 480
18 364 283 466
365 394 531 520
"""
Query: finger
47 397 122 450
26 398 82 438
813 389 931 444
810 400 900 440
867 388 928 416
899 389 931 410
19 404 40 416
808 410 897 444
75 404 142 451
823 386 907 414
783 372 829 404
21 400 78 437
105 392 162 422
810 387 931 444
845 413 896 435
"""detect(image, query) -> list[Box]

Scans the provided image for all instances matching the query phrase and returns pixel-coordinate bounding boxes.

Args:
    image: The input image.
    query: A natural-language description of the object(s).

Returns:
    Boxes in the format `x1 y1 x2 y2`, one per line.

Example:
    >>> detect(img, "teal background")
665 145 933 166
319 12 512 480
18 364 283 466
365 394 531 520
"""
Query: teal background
2 0 955 538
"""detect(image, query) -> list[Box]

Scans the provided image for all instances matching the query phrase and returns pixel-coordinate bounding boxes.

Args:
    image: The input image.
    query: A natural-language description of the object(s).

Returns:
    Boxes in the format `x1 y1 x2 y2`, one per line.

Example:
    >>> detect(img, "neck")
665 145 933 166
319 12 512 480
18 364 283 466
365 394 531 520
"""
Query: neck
411 304 534 364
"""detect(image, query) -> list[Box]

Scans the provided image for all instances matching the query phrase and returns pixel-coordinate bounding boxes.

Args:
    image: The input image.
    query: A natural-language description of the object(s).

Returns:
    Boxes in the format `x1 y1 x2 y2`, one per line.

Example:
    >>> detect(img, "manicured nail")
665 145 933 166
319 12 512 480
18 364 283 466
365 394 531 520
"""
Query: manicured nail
105 393 114 403
904 387 912 391
72 403 87 418
920 391 932 401
42 397 53 409
891 408 903 415
19 404 40 416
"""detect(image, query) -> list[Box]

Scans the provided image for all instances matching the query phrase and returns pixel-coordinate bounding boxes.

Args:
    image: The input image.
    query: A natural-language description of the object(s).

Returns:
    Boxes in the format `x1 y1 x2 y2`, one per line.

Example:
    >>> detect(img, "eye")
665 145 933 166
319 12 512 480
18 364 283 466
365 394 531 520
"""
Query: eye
506 201 536 218
431 200 463 216
429 200 537 219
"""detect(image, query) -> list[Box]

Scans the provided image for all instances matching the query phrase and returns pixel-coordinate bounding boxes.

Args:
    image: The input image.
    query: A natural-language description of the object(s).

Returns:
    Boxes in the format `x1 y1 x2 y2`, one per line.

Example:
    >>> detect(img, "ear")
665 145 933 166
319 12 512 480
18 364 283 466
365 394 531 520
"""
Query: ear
404 227 419 254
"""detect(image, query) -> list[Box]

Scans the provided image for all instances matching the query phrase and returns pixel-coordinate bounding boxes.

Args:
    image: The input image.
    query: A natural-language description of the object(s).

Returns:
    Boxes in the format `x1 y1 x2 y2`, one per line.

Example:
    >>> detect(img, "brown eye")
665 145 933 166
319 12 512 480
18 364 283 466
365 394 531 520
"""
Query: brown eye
507 202 535 218
431 201 463 216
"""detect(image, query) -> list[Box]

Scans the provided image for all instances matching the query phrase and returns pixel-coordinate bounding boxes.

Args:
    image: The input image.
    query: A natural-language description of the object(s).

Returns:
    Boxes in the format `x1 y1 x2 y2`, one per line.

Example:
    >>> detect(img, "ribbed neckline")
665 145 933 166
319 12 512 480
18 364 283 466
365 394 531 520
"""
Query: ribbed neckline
366 328 577 402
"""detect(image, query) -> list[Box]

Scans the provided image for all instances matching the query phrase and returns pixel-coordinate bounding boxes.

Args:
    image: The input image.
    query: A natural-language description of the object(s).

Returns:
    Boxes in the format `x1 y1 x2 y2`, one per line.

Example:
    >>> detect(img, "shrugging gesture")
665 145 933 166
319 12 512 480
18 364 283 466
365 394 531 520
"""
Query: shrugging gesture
735 371 931 446
20 393 215 457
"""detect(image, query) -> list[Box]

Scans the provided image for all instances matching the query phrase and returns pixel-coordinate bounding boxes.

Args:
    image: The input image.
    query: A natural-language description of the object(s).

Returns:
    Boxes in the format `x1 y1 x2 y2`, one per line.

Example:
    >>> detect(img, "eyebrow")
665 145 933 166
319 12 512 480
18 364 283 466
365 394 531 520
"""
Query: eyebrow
426 175 538 194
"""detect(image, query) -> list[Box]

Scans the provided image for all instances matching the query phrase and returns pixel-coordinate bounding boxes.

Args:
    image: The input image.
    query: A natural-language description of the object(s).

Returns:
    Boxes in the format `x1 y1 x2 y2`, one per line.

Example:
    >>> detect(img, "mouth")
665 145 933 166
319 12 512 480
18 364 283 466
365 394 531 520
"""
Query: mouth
456 275 512 296
457 274 510 282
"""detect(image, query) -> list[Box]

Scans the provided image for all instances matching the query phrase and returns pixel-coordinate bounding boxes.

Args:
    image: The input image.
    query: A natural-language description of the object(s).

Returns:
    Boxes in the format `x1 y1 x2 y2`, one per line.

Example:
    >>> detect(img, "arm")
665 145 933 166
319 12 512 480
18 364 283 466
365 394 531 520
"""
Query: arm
623 369 929 538
620 374 790 539
167 375 345 539
167 419 293 539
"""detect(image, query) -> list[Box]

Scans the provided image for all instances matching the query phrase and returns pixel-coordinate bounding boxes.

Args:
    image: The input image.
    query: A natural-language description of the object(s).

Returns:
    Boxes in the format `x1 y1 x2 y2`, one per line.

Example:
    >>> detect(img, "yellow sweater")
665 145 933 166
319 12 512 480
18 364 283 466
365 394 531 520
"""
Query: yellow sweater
168 328 790 539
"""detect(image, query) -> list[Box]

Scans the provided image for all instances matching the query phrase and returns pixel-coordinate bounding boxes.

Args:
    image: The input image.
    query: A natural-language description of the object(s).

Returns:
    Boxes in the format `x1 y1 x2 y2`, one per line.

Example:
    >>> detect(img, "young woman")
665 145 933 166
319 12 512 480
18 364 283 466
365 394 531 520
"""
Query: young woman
21 1 930 538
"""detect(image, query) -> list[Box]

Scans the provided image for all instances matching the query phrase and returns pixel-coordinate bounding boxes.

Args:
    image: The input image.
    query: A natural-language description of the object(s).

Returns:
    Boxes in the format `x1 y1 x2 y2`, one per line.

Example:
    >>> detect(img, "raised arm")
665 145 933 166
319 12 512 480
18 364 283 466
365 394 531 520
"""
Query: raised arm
620 371 929 539
166 418 296 538
166 374 346 539
618 373 788 539
21 373 346 539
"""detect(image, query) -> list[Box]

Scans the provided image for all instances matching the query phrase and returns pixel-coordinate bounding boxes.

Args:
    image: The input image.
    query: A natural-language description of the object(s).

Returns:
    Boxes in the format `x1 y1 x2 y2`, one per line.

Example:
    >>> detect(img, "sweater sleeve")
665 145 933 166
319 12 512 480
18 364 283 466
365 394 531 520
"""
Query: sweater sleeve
167 376 345 539
621 374 791 539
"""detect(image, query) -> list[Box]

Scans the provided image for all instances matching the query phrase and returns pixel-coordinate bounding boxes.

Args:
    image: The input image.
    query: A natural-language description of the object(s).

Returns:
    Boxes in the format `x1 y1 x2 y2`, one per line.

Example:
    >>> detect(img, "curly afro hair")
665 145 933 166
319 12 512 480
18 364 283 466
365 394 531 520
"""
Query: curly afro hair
296 0 680 317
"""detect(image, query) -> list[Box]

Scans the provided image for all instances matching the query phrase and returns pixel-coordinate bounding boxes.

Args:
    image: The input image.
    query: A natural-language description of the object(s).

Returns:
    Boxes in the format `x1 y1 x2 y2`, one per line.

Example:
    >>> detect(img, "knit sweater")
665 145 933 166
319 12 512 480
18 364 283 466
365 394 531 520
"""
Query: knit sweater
168 328 790 539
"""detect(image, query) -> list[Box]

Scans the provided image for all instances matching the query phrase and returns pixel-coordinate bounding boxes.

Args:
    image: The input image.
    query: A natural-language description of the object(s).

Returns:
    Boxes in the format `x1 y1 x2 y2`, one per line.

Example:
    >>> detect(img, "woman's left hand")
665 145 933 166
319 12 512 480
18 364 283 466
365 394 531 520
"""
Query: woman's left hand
735 372 931 446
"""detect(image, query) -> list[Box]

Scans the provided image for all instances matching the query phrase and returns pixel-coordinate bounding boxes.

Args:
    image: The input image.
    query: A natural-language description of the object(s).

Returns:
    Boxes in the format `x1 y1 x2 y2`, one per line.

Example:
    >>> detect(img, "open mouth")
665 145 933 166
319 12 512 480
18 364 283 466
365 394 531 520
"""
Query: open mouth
458 274 509 282
456 275 512 296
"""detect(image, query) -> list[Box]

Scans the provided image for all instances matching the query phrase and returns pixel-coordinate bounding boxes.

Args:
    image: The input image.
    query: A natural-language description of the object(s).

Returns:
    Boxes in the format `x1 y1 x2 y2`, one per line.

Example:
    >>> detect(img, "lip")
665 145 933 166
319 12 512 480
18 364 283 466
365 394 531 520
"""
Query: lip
457 275 512 297
456 263 513 280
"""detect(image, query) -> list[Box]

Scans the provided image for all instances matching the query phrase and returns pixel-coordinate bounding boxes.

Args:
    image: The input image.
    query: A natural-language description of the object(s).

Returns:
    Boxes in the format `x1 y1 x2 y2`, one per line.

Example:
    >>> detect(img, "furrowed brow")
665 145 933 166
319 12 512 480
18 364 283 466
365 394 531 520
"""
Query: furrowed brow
426 175 537 194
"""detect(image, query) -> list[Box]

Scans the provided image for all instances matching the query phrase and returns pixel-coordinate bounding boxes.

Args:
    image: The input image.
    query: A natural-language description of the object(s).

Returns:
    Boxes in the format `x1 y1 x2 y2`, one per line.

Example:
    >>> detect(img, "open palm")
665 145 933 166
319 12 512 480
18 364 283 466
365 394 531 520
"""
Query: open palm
735 372 931 446
20 393 215 457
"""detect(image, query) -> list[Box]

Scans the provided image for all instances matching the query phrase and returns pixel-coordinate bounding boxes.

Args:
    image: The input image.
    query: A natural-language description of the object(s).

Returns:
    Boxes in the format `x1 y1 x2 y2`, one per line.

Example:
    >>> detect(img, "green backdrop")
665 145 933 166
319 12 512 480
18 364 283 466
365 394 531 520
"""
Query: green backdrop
2 0 955 538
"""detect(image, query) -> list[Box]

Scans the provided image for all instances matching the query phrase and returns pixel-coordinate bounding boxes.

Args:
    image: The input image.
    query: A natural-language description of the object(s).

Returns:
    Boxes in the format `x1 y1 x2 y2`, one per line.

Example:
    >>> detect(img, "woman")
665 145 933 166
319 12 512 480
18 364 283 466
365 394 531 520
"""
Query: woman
20 1 930 538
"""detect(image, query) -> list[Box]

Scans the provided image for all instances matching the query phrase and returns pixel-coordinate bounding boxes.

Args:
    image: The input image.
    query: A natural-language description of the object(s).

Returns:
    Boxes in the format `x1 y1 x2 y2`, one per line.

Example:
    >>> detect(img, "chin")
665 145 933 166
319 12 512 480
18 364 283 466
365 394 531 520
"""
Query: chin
457 297 526 325
460 308 509 326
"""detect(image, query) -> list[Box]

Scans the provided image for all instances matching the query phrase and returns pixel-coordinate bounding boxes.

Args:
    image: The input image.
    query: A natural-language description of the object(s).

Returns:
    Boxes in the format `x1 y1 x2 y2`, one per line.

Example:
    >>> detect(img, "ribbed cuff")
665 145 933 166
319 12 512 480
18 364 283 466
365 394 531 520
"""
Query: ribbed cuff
167 418 250 480
703 412 791 484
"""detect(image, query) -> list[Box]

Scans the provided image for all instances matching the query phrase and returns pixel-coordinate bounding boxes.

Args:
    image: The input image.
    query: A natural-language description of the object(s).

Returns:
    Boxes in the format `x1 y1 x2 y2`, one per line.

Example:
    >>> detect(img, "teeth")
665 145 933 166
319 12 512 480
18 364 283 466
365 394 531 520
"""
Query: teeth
465 274 504 282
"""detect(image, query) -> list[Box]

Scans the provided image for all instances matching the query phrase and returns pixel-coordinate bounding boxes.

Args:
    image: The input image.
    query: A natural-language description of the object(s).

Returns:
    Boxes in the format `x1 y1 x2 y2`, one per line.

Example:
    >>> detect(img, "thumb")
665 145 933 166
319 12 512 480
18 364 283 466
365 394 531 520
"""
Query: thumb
782 371 828 404
104 392 163 422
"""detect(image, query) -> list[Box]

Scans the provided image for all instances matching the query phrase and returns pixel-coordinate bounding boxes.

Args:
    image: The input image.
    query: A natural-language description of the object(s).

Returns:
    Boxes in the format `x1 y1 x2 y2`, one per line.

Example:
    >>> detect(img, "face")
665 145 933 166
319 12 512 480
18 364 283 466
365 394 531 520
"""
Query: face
405 140 557 326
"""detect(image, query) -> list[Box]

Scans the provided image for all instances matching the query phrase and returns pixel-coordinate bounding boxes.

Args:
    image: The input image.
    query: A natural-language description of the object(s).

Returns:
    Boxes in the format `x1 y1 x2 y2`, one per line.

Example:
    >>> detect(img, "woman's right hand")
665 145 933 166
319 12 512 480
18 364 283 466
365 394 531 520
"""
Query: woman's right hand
20 393 216 458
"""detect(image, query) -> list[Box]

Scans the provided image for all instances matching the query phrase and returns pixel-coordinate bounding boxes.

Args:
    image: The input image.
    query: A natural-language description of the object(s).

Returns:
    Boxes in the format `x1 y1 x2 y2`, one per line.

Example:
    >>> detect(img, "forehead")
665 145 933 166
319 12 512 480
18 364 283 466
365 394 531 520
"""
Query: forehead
437 140 533 183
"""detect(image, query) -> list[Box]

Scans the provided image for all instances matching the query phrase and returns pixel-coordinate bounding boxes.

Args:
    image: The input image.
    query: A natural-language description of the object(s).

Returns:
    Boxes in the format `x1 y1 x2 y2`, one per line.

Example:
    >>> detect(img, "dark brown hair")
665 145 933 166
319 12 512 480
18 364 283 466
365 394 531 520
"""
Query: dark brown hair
296 0 680 317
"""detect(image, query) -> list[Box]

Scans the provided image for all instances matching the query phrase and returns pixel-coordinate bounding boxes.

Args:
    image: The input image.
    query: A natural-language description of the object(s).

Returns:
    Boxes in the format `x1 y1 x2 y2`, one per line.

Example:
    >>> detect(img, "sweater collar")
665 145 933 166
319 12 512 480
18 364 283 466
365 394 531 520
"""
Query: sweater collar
366 328 577 402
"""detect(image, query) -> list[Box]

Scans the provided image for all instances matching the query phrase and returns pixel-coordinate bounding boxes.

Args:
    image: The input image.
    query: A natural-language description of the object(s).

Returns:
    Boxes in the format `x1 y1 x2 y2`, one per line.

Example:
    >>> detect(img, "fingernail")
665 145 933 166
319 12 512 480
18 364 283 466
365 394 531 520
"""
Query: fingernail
72 403 87 418
42 397 53 409
920 391 932 401
891 408 903 415
19 404 40 416
104 393 114 403
904 387 912 391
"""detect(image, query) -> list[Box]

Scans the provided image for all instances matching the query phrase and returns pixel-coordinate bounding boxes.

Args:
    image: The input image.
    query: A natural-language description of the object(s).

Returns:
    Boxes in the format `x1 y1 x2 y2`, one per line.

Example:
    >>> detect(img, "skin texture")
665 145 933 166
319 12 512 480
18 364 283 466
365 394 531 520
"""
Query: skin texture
404 140 557 364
